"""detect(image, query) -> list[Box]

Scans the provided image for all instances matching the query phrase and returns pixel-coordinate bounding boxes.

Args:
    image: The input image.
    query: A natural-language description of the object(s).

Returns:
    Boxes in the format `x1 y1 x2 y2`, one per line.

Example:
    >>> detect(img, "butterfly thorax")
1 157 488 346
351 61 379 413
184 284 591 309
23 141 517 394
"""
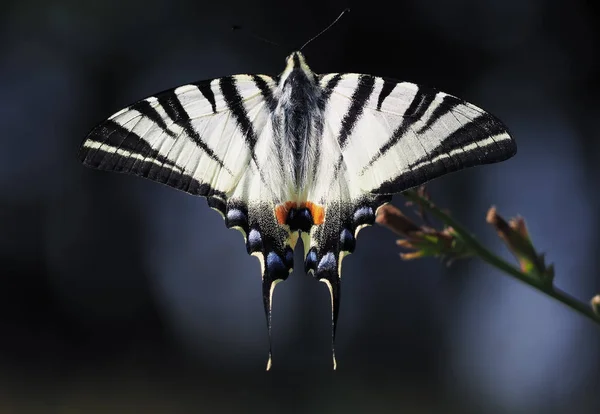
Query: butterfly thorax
274 52 324 199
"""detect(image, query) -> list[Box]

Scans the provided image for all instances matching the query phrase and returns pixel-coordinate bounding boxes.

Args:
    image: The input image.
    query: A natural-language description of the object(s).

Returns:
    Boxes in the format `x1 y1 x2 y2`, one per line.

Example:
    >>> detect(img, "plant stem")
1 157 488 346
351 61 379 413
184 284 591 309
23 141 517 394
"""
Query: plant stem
402 190 600 326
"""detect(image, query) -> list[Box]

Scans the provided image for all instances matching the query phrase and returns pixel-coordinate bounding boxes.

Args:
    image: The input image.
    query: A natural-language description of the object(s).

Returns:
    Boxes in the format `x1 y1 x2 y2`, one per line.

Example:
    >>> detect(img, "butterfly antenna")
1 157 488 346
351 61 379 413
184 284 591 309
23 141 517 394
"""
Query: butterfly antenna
231 25 281 47
299 8 350 51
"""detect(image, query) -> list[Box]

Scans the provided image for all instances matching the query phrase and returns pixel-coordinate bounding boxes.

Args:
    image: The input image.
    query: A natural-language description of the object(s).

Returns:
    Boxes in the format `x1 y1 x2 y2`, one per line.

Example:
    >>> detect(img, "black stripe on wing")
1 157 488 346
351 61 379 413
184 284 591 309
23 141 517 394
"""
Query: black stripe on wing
135 100 177 137
331 75 377 180
376 78 396 111
252 75 277 113
220 77 259 152
364 84 438 170
311 73 344 180
416 94 462 134
219 76 271 188
81 120 178 171
80 119 226 200
319 74 344 108
337 75 376 149
154 90 232 175
411 112 513 168
197 82 217 114
371 114 516 195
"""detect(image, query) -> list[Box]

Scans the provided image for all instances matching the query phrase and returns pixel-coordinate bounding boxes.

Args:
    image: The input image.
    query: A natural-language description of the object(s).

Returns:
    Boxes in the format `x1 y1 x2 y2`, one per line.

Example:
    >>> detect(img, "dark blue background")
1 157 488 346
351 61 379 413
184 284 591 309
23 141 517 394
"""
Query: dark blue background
1 0 599 411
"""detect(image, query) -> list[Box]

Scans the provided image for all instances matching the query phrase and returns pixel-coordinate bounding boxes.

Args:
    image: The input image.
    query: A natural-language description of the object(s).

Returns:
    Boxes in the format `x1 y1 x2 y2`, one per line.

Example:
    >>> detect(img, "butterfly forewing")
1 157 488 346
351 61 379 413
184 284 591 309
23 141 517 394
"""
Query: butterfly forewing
319 73 515 195
80 75 277 200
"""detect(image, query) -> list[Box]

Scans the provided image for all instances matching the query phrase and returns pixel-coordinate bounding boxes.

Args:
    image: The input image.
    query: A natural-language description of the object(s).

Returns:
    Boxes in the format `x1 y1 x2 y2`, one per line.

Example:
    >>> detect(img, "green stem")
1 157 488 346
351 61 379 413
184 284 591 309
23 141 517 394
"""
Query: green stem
403 190 600 326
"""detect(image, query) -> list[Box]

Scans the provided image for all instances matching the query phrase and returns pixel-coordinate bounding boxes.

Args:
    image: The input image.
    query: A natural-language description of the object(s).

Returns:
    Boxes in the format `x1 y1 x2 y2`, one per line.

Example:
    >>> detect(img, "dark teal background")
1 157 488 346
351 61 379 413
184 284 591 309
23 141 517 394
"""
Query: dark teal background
1 0 599 412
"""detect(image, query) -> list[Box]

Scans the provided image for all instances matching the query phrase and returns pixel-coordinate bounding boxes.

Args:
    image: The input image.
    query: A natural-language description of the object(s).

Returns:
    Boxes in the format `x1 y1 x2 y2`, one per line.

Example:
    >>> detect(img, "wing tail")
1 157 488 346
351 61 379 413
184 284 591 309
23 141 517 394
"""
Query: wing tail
262 277 283 371
306 246 341 370
260 247 292 371
241 202 294 371
314 252 341 370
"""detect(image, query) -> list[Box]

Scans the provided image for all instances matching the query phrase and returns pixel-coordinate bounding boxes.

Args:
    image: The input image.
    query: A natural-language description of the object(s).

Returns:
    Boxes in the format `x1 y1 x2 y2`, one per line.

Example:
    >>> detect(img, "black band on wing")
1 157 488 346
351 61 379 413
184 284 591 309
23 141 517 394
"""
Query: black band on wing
135 100 177 137
252 75 277 114
371 114 516 195
416 94 462 134
376 78 396 111
220 77 258 151
337 75 376 149
197 82 217 114
319 74 344 108
219 76 271 189
330 75 377 184
155 90 231 175
80 120 228 200
363 85 438 171
82 120 175 170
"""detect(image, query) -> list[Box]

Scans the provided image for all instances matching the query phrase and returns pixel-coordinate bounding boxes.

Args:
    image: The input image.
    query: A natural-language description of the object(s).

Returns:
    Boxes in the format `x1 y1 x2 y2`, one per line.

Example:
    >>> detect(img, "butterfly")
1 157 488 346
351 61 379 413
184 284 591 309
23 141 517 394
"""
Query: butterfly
79 50 516 370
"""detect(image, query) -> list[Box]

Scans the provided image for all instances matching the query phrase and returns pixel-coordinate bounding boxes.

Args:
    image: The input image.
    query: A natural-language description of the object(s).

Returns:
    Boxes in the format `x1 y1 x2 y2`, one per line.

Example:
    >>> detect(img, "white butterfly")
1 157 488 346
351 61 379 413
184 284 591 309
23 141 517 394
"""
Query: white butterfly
80 50 516 370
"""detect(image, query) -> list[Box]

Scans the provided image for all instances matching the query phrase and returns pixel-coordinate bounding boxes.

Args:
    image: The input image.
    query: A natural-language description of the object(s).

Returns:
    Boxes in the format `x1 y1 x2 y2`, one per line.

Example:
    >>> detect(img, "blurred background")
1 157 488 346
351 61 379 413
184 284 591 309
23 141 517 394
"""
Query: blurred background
1 0 600 412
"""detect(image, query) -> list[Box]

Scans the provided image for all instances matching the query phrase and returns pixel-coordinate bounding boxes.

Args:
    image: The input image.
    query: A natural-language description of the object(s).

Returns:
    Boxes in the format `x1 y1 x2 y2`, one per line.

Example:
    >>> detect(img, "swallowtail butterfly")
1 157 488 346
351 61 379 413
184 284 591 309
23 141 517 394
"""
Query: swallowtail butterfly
80 51 516 369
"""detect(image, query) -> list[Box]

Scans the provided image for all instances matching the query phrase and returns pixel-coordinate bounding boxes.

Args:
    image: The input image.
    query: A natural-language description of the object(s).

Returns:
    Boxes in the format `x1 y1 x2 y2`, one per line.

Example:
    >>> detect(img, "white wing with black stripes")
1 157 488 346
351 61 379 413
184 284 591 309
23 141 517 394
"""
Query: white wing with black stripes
80 50 516 371
81 75 277 203
317 73 514 196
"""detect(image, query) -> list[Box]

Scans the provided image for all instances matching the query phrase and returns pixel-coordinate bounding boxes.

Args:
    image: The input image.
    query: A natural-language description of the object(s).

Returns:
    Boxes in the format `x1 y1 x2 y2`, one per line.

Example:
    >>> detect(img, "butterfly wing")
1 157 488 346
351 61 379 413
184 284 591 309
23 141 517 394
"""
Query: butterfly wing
80 74 294 368
306 73 516 368
324 74 516 194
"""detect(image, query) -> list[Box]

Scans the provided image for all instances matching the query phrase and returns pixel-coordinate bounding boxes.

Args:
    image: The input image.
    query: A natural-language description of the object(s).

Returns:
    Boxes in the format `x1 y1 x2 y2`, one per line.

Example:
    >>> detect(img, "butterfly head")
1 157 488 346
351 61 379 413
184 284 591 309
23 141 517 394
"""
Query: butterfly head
285 51 309 69
280 51 315 86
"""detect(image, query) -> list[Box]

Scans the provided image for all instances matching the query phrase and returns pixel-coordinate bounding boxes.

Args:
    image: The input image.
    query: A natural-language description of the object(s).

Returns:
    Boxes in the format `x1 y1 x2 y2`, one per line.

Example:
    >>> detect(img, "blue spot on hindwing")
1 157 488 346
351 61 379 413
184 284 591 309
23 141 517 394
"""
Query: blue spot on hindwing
305 248 318 273
317 252 337 272
226 206 248 233
266 251 288 278
247 229 263 253
340 228 356 252
226 208 246 223
353 206 374 226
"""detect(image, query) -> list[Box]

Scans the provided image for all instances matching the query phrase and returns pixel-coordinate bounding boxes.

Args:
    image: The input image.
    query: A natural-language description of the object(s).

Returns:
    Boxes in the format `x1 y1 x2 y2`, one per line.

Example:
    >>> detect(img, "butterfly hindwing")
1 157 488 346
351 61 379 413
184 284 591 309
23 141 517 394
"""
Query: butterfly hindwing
303 191 391 369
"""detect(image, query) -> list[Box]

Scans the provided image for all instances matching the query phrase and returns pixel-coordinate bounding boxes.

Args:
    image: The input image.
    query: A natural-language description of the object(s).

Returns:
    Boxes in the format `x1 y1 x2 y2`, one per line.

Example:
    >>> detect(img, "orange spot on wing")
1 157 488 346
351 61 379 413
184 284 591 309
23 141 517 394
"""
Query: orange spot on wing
275 201 295 225
305 201 325 225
